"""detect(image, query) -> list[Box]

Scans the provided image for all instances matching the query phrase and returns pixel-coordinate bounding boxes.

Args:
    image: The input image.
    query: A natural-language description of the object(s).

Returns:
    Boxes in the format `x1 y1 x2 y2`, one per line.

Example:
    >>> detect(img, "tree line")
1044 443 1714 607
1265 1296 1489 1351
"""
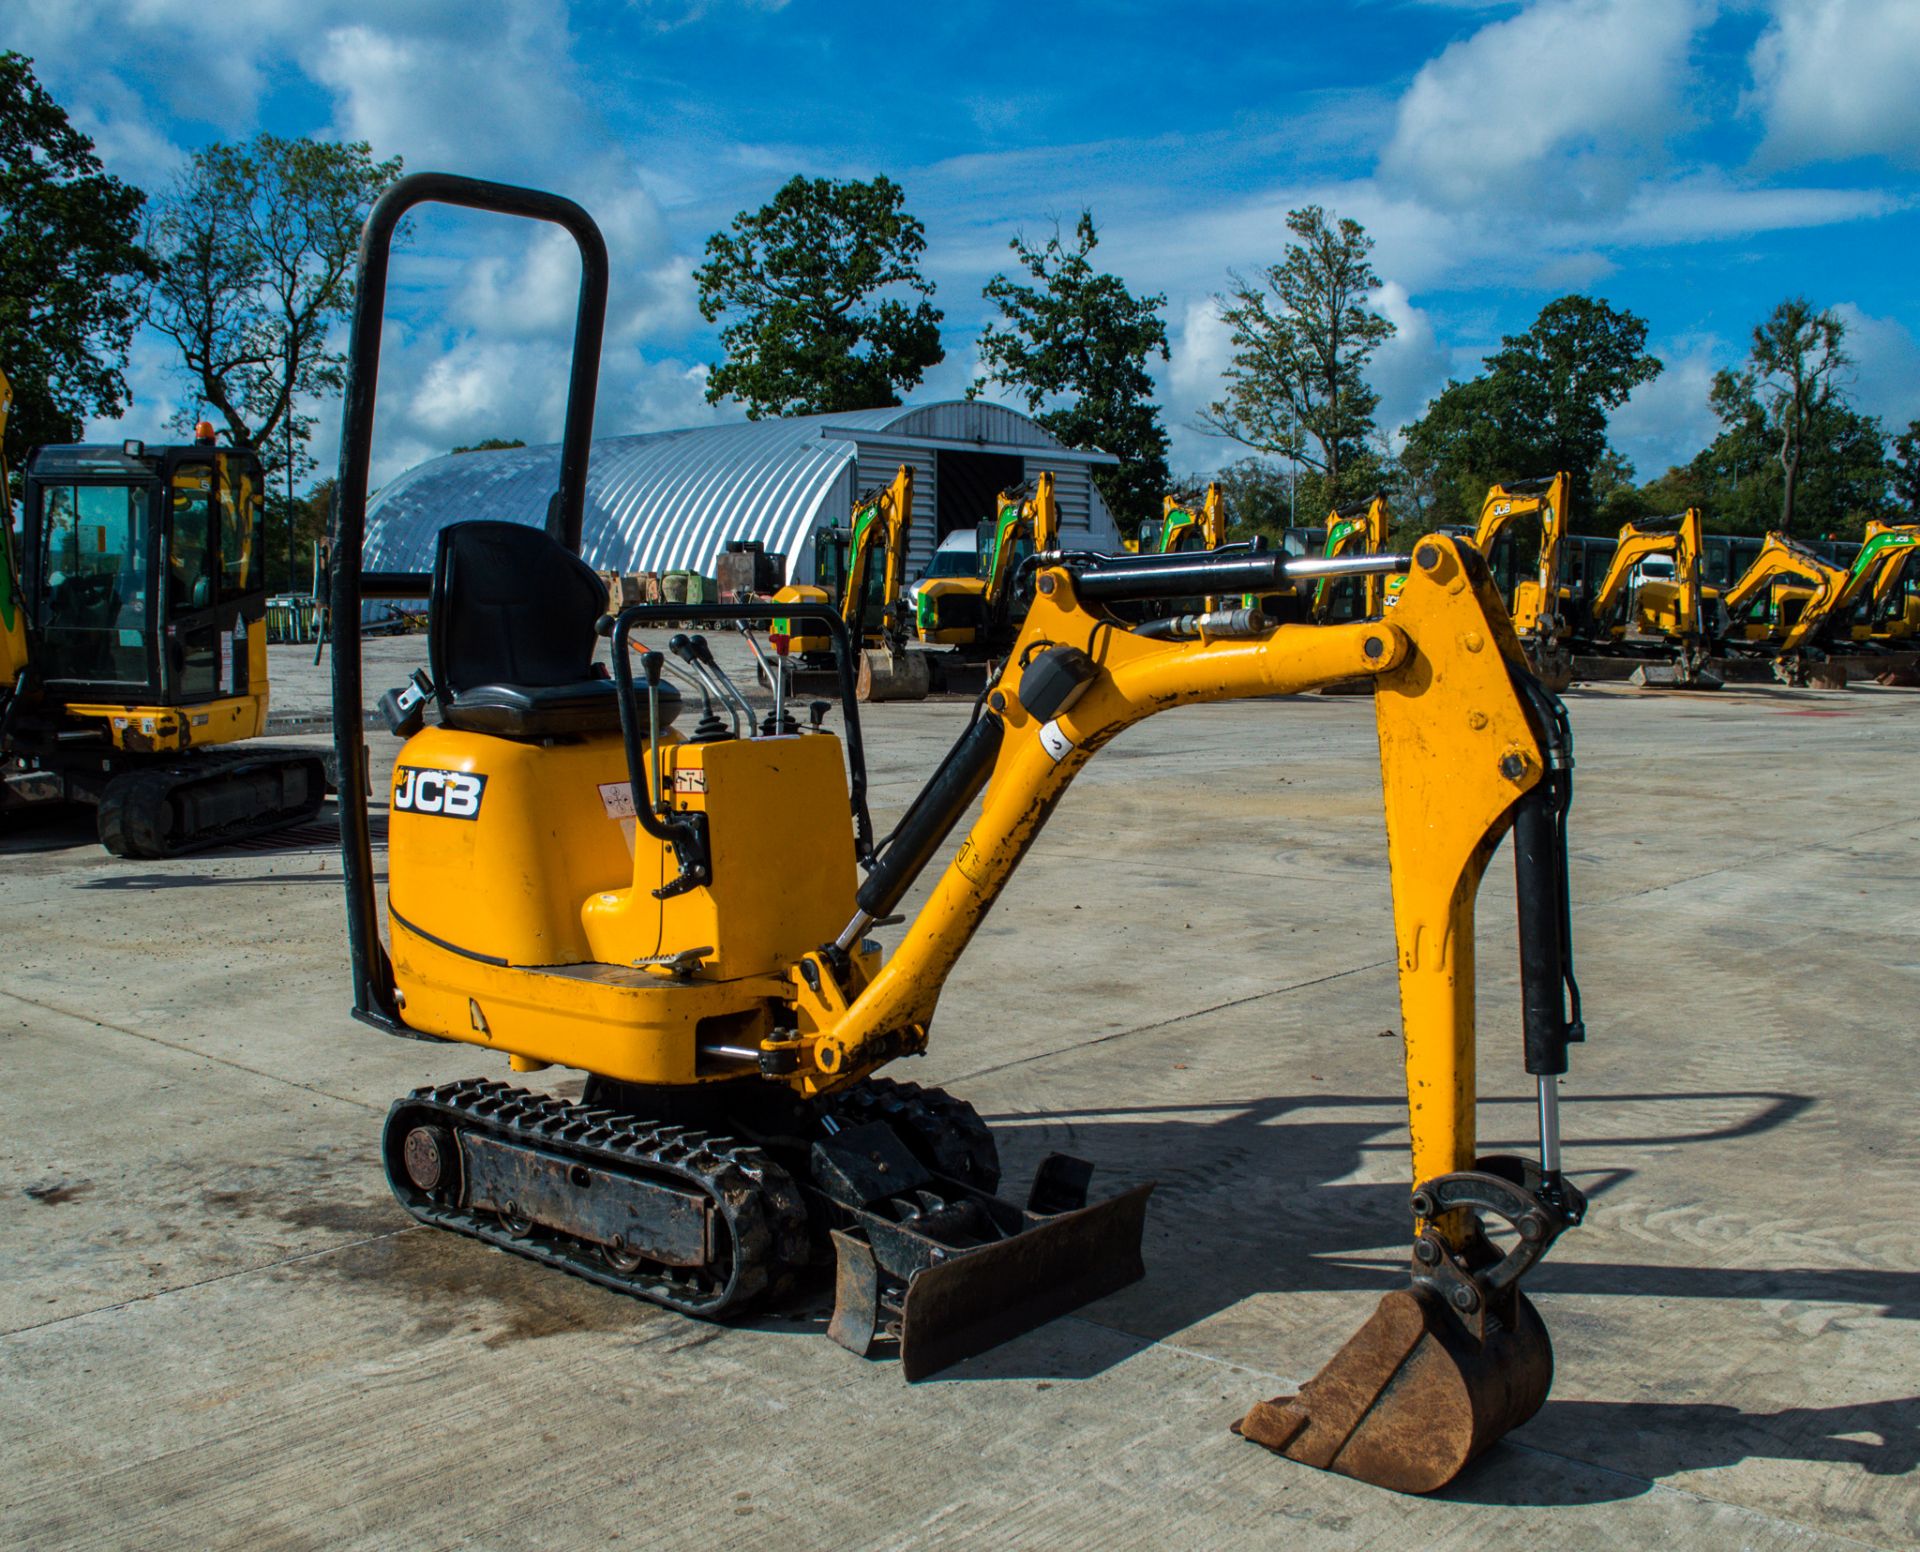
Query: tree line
5 47 1916 603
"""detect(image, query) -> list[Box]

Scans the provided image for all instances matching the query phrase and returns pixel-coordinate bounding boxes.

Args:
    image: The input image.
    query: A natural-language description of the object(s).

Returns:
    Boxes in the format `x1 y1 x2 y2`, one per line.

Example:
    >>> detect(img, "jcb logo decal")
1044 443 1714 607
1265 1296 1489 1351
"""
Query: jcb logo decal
393 766 487 819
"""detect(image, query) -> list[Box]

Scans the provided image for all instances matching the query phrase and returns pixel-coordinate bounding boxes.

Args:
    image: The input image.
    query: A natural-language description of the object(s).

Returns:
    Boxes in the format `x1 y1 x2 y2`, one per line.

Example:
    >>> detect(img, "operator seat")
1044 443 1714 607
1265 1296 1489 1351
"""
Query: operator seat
429 519 677 738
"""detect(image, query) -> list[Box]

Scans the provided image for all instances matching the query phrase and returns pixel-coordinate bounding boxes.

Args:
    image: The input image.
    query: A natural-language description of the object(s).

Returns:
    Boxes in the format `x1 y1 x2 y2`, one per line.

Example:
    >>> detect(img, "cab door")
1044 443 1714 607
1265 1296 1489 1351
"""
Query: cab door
161 452 266 704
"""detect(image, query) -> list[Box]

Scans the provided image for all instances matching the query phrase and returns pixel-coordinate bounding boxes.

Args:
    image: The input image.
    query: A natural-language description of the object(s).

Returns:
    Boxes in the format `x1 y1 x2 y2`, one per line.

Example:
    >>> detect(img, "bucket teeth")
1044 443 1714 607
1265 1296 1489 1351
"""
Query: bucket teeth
1236 1287 1554 1494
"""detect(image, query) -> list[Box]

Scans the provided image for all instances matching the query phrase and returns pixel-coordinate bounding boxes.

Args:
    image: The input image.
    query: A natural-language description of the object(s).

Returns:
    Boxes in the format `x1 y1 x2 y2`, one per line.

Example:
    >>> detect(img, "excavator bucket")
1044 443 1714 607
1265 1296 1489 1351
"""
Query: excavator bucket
1236 1285 1554 1494
1630 662 1724 690
856 646 931 702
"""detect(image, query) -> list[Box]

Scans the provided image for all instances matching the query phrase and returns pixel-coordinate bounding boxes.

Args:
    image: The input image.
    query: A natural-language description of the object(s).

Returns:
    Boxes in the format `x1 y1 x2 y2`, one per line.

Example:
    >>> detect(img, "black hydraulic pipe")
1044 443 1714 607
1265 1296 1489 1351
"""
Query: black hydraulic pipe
1069 549 1292 602
1512 787 1573 1076
330 172 609 1025
854 712 1004 921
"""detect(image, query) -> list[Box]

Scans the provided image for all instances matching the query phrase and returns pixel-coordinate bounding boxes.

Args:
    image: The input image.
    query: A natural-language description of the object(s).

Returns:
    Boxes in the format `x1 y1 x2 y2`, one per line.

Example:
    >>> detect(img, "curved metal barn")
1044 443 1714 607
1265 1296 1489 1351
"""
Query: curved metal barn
362 400 1120 584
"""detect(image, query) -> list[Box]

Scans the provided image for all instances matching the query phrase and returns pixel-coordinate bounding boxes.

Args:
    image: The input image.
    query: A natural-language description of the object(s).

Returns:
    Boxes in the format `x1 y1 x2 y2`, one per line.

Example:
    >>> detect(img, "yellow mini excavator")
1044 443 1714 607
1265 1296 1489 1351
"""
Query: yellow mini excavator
770 466 928 701
1311 493 1391 623
332 175 1593 1497
1586 508 1725 689
1835 522 1920 647
1472 474 1574 689
914 471 1059 659
0 368 327 854
1719 532 1852 684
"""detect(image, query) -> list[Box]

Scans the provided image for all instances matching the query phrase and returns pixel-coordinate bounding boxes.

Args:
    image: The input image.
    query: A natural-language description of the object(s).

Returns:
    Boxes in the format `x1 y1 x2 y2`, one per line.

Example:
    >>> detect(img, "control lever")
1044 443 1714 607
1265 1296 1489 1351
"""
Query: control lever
669 633 745 738
808 699 831 732
763 631 796 735
640 651 669 814
378 668 434 737
685 634 759 735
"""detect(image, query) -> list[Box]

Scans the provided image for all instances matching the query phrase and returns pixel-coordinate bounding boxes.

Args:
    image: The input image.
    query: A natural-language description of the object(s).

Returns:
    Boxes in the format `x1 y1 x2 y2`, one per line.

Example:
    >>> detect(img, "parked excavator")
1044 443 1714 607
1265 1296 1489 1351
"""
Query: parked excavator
1135 483 1227 556
1585 508 1725 689
913 471 1058 659
1471 474 1574 689
332 174 1592 1498
1311 493 1391 623
771 466 929 701
0 368 327 854
1836 522 1920 646
1719 532 1853 684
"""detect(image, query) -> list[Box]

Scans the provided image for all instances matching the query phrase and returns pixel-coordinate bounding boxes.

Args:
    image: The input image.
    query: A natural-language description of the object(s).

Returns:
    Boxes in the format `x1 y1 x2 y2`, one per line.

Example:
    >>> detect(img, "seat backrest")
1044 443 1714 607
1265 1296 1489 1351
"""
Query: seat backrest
430 520 604 702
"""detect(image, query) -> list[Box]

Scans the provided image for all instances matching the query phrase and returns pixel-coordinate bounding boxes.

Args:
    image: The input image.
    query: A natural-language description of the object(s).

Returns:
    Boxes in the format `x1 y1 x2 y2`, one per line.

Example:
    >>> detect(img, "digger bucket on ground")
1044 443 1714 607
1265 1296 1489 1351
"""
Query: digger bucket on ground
856 646 932 702
814 1123 1151 1379
1236 1286 1553 1494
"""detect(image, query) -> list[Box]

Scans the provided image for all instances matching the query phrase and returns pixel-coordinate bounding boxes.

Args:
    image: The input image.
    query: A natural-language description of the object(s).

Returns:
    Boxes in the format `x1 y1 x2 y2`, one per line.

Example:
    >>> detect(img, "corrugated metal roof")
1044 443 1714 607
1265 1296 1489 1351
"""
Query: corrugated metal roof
362 399 1114 579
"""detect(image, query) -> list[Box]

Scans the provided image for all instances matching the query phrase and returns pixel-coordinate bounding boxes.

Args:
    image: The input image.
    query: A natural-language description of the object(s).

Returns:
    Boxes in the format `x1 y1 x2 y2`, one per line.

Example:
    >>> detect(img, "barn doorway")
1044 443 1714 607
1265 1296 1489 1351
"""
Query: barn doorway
935 450 1025 540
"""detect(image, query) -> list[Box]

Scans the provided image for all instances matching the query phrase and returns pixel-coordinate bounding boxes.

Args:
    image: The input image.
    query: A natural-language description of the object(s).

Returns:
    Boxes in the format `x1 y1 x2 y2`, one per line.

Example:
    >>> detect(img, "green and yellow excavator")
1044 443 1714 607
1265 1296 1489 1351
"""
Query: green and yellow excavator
1135 483 1227 556
1585 508 1725 689
0 368 327 854
771 466 928 701
1311 494 1391 623
332 172 1597 1501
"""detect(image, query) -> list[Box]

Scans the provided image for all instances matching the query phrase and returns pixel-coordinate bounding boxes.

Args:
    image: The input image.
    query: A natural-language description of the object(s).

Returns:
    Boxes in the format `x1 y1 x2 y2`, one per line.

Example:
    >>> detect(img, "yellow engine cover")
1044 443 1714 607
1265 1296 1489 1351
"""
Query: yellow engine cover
384 724 859 1084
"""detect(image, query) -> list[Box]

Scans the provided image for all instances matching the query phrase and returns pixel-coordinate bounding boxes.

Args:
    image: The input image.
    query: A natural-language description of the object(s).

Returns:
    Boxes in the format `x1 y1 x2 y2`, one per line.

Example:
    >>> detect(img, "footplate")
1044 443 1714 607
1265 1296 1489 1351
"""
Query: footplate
817 1122 1152 1380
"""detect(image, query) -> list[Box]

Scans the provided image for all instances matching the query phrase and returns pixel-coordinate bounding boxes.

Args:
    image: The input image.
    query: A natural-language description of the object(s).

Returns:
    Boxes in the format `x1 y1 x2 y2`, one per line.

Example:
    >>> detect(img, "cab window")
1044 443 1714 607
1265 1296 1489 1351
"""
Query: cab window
170 463 216 612
219 458 261 596
36 481 152 683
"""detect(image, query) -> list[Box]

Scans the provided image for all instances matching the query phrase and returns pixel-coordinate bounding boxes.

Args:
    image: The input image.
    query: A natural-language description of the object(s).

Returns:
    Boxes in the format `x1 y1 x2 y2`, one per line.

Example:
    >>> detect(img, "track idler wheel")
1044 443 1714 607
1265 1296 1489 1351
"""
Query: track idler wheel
1236 1158 1581 1493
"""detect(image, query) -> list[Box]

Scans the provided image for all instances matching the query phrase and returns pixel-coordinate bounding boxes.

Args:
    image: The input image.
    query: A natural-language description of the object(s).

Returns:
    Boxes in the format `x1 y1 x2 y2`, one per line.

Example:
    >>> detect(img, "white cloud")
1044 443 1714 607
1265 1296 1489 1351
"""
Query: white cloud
1606 336 1725 479
1367 282 1453 436
1380 0 1709 214
1831 305 1920 427
1748 0 1920 168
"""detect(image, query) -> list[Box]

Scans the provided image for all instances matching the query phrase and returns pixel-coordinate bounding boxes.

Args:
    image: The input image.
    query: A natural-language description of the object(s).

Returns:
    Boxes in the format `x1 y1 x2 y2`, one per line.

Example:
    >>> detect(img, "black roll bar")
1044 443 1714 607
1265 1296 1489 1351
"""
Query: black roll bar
329 172 609 1029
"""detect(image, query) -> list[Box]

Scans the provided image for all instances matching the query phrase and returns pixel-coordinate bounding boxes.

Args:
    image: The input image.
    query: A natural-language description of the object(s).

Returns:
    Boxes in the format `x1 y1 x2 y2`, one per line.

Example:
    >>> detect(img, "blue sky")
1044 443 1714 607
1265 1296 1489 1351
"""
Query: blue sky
11 0 1920 487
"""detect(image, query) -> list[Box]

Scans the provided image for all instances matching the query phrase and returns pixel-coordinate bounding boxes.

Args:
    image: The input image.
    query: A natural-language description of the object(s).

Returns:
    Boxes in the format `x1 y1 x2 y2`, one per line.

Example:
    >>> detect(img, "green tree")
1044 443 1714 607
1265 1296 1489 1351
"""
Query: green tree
146 134 400 461
695 175 943 418
1713 298 1849 536
1199 206 1395 505
970 210 1170 526
1890 419 1920 517
0 52 155 487
1399 295 1660 525
1685 388 1889 539
453 437 526 454
144 133 400 584
1207 457 1296 541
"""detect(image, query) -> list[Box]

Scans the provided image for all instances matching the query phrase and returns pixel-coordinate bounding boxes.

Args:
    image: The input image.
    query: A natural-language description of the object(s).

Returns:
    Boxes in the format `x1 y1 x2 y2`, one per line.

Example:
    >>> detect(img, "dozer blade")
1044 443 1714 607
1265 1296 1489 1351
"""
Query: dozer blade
1235 1286 1553 1494
1630 662 1723 691
829 1182 1153 1381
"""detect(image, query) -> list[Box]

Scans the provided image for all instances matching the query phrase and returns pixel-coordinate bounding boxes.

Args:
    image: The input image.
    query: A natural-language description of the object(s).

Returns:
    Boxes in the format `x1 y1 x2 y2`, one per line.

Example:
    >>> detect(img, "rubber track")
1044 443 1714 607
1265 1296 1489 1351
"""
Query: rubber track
96 745 327 858
827 1076 1001 1195
384 1078 809 1318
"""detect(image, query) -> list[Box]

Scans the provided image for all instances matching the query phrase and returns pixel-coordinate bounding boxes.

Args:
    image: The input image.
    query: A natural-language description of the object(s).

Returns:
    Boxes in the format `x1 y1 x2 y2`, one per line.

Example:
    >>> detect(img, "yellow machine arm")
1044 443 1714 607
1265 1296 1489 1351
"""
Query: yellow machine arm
840 465 913 642
1721 532 1850 654
980 470 1057 614
1863 522 1920 615
1155 482 1228 554
1472 473 1571 658
1311 493 1389 620
781 533 1584 1489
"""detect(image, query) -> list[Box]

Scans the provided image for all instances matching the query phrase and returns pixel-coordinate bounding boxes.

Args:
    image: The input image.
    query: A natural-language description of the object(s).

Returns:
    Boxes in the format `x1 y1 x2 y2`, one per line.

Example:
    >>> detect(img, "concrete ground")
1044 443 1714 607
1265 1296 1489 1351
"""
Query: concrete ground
3 638 1917 1550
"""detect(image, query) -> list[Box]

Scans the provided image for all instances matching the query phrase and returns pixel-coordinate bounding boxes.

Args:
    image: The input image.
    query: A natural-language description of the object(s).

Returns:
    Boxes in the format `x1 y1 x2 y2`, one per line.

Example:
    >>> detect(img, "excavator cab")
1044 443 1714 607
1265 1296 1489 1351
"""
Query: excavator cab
3 427 326 853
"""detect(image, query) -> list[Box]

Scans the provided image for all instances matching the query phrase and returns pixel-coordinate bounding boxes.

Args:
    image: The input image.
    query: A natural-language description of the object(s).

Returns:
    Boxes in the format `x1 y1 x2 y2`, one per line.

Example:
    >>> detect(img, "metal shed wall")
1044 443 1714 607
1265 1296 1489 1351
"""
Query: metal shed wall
361 400 1119 584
